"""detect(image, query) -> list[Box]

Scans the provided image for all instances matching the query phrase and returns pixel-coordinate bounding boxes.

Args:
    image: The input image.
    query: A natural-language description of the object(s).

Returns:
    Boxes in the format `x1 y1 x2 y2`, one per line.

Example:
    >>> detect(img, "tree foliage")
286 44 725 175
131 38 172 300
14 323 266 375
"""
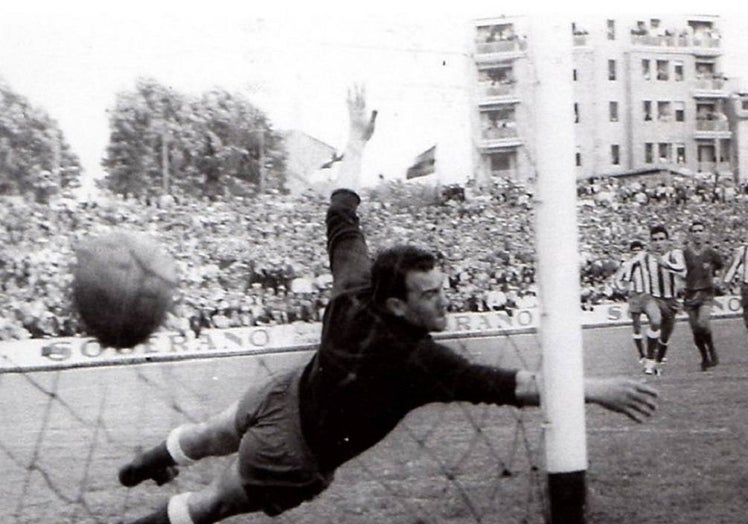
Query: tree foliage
102 78 286 199
0 78 82 199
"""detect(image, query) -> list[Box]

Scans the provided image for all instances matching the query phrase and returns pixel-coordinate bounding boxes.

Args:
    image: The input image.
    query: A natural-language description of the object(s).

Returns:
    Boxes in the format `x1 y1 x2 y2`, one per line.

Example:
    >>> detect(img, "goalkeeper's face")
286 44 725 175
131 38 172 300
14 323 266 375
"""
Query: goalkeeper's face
401 268 449 332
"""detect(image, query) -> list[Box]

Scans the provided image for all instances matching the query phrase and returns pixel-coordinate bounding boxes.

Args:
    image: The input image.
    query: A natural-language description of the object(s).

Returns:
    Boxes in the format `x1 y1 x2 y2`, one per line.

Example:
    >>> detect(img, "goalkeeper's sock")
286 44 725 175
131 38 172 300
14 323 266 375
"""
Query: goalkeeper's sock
119 441 178 487
167 493 195 524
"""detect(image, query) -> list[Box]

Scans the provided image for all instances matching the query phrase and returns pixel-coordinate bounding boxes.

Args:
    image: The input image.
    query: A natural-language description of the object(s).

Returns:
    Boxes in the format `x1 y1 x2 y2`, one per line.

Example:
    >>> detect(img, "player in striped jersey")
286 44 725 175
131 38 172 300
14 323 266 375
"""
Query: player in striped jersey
723 241 748 334
614 240 649 361
640 225 686 375
683 221 723 371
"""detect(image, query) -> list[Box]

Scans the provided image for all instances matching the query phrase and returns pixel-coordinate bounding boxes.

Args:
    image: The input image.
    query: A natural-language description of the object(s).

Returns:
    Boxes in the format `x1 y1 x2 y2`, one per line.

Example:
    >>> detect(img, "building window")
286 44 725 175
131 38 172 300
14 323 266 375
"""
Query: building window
576 151 582 166
573 68 578 81
645 143 654 163
642 59 651 80
608 59 617 81
574 103 579 123
658 143 671 163
674 101 685 122
611 144 620 165
696 61 715 78
673 61 684 81
609 101 619 122
607 19 616 40
656 60 669 81
675 144 686 164
742 100 748 111
643 101 652 121
657 101 672 121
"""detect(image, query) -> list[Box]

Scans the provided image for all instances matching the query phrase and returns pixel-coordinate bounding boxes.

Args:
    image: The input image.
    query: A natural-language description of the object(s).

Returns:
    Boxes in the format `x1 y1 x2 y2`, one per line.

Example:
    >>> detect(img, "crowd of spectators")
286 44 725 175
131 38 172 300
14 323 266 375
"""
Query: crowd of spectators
3 173 748 342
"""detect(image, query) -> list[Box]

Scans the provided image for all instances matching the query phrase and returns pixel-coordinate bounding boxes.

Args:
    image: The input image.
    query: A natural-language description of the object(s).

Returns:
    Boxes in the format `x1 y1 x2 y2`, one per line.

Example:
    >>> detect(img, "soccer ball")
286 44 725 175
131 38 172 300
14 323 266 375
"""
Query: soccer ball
73 230 177 348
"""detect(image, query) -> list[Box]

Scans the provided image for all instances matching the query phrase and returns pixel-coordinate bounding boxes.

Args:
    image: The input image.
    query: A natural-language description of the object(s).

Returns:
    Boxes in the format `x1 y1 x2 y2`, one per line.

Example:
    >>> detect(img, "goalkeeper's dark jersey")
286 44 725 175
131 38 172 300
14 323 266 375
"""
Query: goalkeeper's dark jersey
298 189 519 474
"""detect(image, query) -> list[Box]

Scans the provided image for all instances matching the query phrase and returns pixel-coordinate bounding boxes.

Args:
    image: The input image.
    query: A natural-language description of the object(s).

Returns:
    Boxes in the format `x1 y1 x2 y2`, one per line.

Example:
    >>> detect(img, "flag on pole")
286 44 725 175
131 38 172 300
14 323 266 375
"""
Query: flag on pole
406 145 436 179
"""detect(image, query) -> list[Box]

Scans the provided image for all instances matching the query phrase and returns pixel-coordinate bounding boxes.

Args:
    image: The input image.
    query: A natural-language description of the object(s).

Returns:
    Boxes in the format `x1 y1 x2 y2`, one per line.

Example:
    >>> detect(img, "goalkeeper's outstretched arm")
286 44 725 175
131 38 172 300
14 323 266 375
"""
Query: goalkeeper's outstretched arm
335 84 377 194
514 370 659 423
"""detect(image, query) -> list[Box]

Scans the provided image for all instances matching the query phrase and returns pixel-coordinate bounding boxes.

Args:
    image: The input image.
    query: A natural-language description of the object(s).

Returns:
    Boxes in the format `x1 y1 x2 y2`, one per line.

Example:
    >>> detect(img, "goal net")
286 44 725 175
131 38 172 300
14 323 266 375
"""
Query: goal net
1 329 546 524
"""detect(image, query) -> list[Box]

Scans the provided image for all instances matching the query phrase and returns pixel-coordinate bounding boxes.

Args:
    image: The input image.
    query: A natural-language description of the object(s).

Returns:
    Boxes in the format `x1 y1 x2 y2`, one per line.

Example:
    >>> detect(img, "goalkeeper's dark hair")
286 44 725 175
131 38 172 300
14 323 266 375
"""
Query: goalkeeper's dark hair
371 245 437 306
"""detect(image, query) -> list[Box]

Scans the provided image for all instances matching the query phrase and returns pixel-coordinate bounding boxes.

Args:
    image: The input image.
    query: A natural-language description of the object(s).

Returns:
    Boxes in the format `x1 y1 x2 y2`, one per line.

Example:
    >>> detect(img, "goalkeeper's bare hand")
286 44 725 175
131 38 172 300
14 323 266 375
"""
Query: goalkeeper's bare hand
347 84 377 142
585 377 659 422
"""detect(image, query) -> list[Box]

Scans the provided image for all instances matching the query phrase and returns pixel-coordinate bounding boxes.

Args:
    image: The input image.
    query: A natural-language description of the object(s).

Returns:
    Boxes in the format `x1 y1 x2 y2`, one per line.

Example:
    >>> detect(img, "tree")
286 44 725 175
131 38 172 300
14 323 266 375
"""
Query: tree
0 78 82 199
102 79 286 199
102 78 188 197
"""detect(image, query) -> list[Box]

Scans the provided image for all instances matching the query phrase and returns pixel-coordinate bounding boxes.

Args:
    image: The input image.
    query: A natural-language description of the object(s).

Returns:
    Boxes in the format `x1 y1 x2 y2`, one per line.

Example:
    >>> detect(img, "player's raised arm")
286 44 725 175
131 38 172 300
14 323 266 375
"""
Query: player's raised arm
514 371 659 423
334 84 377 193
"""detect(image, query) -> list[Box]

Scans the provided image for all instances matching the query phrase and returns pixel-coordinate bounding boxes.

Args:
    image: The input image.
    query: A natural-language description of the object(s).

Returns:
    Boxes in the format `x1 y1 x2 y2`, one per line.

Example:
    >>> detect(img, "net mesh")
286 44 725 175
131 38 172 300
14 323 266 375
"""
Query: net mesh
0 331 546 524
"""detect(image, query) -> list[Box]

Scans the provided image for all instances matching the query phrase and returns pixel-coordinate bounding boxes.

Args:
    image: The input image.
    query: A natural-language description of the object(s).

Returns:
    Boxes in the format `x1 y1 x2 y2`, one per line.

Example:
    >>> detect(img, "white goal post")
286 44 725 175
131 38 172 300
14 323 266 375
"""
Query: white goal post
530 16 588 523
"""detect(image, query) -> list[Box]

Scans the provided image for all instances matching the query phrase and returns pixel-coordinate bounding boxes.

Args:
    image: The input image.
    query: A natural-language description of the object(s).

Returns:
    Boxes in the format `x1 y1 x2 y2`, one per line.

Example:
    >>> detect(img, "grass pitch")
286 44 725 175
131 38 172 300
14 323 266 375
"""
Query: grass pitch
1 318 747 523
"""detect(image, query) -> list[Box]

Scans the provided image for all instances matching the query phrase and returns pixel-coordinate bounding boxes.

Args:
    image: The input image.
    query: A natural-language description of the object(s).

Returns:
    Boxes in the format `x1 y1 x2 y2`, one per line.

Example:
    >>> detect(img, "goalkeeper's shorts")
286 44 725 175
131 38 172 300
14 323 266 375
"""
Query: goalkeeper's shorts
234 367 333 516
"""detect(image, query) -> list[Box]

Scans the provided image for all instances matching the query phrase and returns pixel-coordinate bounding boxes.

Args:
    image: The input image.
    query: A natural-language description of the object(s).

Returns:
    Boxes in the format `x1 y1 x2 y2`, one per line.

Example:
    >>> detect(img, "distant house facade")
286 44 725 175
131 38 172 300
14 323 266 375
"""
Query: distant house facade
281 129 338 195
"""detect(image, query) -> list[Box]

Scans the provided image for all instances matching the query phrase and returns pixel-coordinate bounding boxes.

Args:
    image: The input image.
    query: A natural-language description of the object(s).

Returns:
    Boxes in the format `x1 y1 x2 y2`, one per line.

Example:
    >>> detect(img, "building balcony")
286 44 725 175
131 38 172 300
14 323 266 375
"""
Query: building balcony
695 119 729 131
479 126 523 150
629 32 721 55
692 36 721 50
477 83 520 107
630 33 690 47
694 76 725 90
477 81 516 98
487 168 524 182
474 38 527 63
692 76 729 98
573 34 589 46
696 161 732 174
694 119 731 139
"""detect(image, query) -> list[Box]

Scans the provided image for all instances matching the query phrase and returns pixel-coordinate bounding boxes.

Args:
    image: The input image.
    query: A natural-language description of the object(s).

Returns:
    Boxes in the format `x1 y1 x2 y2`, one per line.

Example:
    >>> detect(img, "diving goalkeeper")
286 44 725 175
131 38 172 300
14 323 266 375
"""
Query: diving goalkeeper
119 86 659 524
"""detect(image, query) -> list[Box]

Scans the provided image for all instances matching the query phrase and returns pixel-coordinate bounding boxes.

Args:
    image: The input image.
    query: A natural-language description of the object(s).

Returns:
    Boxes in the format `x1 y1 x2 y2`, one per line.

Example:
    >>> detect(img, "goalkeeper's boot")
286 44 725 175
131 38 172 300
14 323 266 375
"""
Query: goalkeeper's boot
119 442 179 487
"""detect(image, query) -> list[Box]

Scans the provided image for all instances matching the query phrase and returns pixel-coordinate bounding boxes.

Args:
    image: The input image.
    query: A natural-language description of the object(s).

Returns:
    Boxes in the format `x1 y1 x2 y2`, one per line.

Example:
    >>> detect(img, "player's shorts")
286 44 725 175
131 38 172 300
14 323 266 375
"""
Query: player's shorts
653 296 680 320
234 367 334 516
682 289 715 310
628 292 648 315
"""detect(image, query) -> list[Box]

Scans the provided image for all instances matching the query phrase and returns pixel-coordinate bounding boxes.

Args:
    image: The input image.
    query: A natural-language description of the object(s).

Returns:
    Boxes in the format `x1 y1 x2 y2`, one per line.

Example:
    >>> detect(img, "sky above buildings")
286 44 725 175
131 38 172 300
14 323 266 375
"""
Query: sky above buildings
2 1 748 193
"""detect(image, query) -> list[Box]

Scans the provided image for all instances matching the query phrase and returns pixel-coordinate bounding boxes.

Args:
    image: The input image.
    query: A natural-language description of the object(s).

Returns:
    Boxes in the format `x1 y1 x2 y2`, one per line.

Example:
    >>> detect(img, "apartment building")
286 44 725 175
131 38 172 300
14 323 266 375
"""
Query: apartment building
470 15 741 186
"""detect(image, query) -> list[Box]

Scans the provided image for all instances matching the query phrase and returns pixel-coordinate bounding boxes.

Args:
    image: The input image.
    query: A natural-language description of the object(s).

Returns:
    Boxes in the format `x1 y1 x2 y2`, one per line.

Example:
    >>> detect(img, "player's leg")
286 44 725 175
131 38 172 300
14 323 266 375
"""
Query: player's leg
124 459 261 524
119 401 241 488
686 300 710 370
697 303 718 367
642 298 661 374
654 300 677 375
179 459 261 523
630 311 645 361
741 284 748 332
